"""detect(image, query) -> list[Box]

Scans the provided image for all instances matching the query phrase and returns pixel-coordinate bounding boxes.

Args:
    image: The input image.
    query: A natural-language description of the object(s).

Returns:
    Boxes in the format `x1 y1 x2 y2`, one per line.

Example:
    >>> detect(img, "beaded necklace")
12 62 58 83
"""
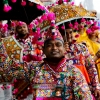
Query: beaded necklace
45 59 66 78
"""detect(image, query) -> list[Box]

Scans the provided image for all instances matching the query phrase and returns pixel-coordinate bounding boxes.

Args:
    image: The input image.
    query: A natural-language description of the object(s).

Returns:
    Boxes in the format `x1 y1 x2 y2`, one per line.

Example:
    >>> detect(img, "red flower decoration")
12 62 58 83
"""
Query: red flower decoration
21 0 26 6
3 4 12 12
11 0 17 3
61 25 65 30
29 2 34 6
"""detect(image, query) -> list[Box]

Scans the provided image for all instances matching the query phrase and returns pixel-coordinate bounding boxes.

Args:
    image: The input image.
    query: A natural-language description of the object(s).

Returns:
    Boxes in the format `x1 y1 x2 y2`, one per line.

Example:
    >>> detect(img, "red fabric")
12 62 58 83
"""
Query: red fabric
13 79 32 99
17 84 33 99
44 58 66 71
23 54 42 62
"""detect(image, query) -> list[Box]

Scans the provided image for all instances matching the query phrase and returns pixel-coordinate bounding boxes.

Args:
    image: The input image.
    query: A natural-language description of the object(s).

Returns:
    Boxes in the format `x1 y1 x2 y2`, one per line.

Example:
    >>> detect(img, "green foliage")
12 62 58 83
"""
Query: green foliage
3 0 8 4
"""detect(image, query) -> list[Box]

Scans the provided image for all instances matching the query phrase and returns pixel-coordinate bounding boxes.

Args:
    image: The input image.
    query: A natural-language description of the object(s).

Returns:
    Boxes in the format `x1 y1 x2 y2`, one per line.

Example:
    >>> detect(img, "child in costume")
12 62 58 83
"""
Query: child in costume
86 24 100 82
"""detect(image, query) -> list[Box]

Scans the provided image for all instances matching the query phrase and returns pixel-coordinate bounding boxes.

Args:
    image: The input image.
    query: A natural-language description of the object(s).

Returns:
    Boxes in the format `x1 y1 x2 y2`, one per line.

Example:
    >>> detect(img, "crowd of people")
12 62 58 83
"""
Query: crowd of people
0 0 100 100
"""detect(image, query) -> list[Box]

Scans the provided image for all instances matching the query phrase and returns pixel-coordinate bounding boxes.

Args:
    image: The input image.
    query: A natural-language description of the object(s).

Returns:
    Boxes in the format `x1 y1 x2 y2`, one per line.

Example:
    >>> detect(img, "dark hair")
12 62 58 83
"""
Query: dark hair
65 20 75 29
65 21 71 29
58 22 72 36
15 25 20 33
77 18 82 24
59 24 65 36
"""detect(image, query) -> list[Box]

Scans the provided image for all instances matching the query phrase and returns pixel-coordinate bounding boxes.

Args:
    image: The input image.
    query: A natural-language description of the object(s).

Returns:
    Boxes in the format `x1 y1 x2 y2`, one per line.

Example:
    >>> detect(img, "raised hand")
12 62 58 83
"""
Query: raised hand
64 42 70 51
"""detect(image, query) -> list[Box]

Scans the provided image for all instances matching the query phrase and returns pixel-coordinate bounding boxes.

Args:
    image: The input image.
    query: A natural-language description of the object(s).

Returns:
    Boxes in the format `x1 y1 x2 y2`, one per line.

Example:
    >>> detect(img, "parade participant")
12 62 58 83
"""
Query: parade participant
0 22 93 100
74 17 100 84
15 21 43 62
30 25 92 100
12 21 43 99
0 25 31 100
86 26 100 82
76 18 89 43
86 27 100 57
59 21 100 100
0 21 43 99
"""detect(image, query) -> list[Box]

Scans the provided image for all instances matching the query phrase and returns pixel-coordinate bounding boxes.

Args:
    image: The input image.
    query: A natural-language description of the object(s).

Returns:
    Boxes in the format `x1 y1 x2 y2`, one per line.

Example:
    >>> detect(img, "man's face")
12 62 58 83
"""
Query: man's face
16 24 29 35
43 39 65 59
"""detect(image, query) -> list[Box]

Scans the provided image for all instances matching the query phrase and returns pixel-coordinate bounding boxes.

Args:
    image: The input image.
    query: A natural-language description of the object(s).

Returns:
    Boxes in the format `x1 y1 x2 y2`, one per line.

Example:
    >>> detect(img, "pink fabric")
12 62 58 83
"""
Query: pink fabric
23 54 42 62
92 95 96 100
34 97 62 100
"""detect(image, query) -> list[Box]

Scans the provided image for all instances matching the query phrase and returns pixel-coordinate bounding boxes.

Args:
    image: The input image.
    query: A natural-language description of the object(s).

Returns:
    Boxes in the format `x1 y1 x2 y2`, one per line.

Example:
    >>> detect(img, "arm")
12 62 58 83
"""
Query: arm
81 44 100 91
71 66 92 100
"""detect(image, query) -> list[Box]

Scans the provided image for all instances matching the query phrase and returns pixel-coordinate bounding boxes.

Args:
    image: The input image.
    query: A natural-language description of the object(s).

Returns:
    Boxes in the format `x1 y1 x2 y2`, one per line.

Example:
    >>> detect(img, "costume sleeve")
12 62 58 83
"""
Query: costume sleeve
67 66 92 100
0 41 29 83
81 44 100 91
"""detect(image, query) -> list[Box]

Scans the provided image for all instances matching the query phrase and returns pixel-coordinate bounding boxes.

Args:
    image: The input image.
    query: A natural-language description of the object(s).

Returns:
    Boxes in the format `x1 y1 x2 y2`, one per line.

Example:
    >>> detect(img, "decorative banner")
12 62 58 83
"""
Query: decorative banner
2 36 23 63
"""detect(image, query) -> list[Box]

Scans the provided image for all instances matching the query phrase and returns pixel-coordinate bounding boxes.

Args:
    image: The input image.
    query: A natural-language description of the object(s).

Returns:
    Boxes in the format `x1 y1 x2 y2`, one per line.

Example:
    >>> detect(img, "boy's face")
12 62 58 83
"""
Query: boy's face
65 29 73 43
61 28 78 43
43 39 65 59
78 22 85 30
16 24 29 35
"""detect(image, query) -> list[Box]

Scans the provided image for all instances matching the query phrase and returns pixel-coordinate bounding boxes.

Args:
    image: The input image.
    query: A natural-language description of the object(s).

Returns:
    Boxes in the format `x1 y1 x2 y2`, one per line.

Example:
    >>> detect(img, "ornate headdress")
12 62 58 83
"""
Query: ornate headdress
29 0 97 43
29 11 64 42
45 20 64 42
35 1 96 31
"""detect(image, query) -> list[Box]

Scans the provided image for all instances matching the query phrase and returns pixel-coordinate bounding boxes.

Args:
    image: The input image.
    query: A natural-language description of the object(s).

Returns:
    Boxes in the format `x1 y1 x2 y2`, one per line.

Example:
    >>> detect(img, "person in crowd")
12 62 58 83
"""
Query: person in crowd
15 21 43 62
76 18 89 43
86 25 100 82
59 21 100 100
0 21 43 99
13 21 44 99
30 26 92 100
0 23 93 100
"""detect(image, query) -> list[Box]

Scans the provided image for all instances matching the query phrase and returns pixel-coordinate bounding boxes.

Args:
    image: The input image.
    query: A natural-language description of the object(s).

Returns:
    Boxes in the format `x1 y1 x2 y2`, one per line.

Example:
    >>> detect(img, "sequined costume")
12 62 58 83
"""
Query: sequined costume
0 40 93 100
66 43 100 92
0 34 43 99
30 58 92 100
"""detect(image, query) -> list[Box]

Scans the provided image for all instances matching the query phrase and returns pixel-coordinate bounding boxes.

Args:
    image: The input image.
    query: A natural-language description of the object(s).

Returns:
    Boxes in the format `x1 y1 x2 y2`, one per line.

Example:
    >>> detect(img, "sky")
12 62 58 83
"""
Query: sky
73 0 100 19
35 0 100 19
